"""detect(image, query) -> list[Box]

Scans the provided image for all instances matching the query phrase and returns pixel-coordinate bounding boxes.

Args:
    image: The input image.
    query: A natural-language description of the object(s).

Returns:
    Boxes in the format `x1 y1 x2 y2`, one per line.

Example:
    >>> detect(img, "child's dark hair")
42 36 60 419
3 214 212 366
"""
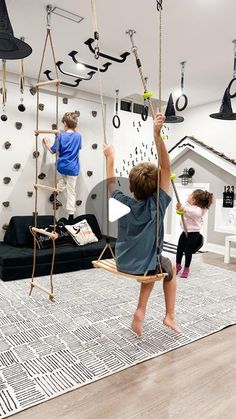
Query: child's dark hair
192 189 213 209
62 112 78 130
129 162 158 200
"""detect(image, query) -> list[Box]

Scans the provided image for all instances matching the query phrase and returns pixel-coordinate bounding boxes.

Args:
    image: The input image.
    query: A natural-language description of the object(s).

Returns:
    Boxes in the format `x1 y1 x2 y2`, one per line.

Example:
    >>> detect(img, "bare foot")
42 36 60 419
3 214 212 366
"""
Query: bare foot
131 309 145 336
163 316 181 334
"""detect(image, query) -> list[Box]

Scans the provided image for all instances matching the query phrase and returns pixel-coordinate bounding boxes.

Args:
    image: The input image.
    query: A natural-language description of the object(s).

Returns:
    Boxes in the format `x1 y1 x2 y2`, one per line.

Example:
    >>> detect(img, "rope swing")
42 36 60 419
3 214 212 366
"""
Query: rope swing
92 0 167 283
29 5 60 301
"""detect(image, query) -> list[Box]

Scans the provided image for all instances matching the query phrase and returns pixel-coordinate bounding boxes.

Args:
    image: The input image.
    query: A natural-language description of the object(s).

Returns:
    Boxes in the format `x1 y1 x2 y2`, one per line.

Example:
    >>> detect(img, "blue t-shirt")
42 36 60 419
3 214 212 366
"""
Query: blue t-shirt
111 189 171 275
51 131 82 176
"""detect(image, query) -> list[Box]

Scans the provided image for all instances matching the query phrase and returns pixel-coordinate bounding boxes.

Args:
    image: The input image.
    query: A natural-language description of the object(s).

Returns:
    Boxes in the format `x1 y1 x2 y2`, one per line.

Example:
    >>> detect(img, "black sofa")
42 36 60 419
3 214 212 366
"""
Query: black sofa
0 214 116 281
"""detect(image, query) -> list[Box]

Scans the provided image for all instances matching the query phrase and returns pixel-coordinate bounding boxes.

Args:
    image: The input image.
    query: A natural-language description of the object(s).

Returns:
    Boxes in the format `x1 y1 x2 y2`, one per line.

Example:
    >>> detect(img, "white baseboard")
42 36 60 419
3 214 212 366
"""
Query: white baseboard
164 234 236 259
206 242 236 258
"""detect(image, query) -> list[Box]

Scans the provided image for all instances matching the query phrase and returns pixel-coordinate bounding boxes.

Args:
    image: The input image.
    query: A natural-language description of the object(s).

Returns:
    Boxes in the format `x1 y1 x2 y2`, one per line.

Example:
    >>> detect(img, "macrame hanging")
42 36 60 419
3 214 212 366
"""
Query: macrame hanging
1 59 7 121
18 46 26 112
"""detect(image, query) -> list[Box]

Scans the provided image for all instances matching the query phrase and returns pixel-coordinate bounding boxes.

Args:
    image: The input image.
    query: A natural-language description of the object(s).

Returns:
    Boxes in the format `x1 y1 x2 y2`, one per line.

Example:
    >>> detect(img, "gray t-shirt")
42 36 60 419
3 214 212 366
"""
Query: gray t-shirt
111 189 171 274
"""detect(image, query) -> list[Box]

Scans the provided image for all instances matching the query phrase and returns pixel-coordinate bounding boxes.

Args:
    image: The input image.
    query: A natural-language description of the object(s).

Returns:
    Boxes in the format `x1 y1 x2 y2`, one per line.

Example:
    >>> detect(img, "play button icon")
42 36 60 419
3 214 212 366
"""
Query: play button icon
108 197 130 222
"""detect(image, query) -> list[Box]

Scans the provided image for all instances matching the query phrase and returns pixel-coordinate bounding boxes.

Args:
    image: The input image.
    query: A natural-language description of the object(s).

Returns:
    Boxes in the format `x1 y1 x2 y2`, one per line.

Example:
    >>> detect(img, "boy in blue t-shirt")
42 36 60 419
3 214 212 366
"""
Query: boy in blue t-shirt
103 112 180 336
43 112 82 223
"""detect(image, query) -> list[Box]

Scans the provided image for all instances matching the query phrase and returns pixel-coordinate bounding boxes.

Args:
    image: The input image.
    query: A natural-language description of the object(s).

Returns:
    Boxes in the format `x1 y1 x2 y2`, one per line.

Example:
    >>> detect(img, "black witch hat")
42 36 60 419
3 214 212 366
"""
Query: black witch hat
0 0 32 59
165 93 184 123
209 86 236 120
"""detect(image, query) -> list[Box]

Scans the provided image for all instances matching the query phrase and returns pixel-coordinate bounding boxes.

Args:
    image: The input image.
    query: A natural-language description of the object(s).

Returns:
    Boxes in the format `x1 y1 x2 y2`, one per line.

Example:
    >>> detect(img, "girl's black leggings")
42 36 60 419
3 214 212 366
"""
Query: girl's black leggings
176 231 201 268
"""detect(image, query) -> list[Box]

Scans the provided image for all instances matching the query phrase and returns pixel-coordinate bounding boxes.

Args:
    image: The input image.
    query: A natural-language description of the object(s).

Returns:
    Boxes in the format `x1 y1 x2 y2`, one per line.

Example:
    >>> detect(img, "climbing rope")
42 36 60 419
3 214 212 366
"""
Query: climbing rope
90 0 113 252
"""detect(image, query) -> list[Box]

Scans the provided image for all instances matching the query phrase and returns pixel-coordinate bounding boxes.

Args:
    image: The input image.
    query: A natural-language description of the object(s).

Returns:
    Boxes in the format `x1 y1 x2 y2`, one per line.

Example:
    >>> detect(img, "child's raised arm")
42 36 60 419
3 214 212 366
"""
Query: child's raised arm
43 137 54 154
153 113 171 194
103 144 116 193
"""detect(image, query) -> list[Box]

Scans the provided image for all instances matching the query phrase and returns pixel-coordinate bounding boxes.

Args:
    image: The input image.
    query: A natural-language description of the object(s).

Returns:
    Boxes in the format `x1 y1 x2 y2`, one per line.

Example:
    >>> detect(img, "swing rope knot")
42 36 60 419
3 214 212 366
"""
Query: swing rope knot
94 45 100 59
156 0 163 11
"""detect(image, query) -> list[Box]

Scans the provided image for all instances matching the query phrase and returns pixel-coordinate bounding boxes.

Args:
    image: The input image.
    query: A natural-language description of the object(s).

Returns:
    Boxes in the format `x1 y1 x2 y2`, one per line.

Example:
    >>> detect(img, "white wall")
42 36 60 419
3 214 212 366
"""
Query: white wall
1 73 235 252
168 99 236 159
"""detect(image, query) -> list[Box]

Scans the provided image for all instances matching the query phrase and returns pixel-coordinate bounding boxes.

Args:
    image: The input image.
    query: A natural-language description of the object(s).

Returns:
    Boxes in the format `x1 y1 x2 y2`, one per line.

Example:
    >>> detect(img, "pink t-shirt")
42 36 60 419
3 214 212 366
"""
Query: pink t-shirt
181 202 207 232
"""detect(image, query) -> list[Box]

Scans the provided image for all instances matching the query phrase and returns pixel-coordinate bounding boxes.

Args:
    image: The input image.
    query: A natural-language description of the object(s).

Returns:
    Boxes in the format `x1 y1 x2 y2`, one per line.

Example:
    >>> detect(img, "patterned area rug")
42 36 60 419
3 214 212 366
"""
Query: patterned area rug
0 260 236 418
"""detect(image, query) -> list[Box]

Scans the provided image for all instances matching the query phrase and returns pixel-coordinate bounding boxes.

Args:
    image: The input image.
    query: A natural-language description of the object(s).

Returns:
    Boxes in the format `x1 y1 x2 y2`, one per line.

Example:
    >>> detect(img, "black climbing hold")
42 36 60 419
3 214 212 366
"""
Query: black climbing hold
52 123 57 130
38 172 46 180
33 151 40 158
1 114 7 121
4 141 11 149
29 87 36 96
2 201 9 207
63 97 68 104
92 110 97 117
27 191 33 197
76 199 82 206
38 104 44 111
92 143 98 149
91 194 97 200
74 110 80 117
3 177 11 184
87 171 93 177
15 122 22 130
18 104 25 112
13 163 21 170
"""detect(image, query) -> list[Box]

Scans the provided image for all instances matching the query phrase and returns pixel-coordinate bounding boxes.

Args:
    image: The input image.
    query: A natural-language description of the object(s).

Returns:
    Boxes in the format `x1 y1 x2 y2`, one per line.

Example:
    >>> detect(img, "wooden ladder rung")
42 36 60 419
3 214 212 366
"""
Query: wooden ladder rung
34 184 59 192
35 79 61 88
30 282 55 300
31 227 58 240
35 130 59 135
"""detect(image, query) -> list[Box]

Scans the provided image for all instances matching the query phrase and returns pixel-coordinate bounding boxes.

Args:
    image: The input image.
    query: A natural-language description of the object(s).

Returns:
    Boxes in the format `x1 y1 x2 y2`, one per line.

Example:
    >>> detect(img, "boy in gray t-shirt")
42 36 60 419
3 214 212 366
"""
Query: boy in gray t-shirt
103 112 180 336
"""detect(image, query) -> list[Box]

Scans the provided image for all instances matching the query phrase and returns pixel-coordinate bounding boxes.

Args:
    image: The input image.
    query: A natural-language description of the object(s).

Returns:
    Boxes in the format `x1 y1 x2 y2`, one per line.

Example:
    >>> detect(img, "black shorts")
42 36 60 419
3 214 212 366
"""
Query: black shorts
145 255 173 281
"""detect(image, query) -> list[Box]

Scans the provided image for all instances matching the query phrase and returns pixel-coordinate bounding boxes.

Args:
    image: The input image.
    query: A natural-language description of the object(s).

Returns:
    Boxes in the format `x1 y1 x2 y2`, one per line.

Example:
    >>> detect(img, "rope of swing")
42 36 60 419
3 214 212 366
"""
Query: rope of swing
126 3 163 273
91 0 112 246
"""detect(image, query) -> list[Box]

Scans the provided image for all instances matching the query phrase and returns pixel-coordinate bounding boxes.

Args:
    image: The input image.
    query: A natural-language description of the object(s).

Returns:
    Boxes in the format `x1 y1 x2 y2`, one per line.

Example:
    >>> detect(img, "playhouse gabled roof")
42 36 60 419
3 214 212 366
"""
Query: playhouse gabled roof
168 136 236 178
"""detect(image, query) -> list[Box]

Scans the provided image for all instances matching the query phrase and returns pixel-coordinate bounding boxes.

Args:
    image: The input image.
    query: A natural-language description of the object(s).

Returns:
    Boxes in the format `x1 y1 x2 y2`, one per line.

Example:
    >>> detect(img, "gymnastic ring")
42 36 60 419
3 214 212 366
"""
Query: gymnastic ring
228 78 236 99
112 114 120 129
141 107 148 121
176 94 188 112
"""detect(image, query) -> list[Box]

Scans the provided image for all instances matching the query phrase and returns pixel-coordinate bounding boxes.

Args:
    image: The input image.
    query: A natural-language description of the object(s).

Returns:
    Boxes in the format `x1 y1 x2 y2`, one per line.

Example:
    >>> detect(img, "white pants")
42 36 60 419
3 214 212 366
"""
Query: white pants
57 174 77 215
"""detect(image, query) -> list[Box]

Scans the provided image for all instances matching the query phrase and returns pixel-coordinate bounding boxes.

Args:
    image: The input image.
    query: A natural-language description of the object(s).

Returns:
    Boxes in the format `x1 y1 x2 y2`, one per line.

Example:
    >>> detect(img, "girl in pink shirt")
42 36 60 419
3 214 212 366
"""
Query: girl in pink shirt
176 189 213 278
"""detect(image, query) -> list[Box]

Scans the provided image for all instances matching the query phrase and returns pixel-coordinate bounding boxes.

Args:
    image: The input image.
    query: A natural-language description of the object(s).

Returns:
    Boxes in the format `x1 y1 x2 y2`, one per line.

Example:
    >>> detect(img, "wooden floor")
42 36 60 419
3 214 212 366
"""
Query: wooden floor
11 253 236 419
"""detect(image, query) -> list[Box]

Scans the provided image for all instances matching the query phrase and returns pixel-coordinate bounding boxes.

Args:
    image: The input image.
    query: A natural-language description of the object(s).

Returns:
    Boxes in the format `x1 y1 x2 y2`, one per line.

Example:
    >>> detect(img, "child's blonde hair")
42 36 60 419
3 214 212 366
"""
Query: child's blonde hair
129 162 158 200
192 189 213 209
62 112 78 130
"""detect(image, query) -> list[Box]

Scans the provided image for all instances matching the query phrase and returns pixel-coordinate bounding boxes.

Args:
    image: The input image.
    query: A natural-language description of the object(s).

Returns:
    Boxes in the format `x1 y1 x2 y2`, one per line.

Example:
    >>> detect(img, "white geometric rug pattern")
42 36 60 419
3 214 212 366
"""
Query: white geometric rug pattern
0 261 235 417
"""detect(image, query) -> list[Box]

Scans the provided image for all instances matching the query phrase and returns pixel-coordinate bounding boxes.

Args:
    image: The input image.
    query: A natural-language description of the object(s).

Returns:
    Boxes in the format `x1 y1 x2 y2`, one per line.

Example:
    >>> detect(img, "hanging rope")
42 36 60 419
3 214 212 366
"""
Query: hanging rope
90 0 112 249
90 0 107 144
30 4 60 301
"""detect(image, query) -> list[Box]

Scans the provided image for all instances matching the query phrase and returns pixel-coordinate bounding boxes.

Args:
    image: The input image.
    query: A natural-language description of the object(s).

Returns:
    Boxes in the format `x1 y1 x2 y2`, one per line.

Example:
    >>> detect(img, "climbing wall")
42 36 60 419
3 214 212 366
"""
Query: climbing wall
0 80 106 240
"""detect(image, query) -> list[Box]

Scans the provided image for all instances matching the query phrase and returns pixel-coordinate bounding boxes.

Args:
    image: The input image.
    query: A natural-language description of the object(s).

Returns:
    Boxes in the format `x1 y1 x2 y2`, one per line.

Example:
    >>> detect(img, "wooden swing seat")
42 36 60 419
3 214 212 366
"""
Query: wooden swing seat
92 258 167 284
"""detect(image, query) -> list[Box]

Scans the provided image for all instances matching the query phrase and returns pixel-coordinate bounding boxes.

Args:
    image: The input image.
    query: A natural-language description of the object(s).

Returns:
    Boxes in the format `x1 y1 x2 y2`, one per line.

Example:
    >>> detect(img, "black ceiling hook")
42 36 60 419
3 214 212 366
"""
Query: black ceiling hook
56 61 96 80
68 50 112 72
84 38 130 63
44 70 82 87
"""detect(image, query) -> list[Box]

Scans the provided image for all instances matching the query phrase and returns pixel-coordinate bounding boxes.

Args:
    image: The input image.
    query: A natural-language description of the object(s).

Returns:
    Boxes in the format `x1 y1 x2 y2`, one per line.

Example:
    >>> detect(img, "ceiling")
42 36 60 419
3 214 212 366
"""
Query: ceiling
5 0 236 107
